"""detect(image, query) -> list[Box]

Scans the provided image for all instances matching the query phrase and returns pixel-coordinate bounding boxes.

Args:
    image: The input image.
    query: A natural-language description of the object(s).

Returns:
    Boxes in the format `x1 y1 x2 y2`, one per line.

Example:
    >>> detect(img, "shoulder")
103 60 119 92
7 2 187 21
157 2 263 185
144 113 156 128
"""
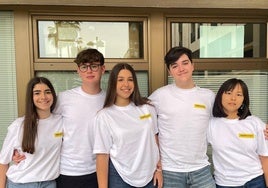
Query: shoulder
150 84 171 97
196 86 215 97
8 117 24 131
58 87 80 98
245 115 266 128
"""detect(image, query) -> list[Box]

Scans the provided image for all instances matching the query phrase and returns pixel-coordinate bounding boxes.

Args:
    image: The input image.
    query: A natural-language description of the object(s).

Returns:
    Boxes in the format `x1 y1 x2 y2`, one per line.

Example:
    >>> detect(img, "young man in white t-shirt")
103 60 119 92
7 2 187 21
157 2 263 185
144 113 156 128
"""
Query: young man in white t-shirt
149 46 216 188
53 48 106 188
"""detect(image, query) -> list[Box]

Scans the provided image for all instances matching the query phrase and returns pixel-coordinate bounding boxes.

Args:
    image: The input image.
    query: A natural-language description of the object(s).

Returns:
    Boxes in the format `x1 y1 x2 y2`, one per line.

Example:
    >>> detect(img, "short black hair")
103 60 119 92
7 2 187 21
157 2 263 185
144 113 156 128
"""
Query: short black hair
164 46 193 69
213 78 251 120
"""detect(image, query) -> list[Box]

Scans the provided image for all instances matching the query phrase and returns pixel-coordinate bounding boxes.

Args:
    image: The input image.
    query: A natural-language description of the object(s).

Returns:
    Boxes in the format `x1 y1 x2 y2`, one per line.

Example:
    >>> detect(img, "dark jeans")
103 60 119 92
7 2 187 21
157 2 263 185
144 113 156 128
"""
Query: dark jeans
109 160 155 188
56 173 98 188
216 174 266 188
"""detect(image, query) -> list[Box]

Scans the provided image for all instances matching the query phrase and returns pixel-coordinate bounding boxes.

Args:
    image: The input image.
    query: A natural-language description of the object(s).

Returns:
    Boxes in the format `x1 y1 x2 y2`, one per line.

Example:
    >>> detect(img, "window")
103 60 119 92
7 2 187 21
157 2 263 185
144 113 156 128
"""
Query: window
170 22 266 58
0 11 17 148
32 15 148 67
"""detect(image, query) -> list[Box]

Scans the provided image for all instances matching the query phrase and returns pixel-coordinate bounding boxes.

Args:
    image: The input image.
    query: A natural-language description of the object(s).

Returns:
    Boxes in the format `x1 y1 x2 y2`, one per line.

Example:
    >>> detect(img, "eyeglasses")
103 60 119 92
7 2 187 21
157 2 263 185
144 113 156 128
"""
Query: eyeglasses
78 64 101 72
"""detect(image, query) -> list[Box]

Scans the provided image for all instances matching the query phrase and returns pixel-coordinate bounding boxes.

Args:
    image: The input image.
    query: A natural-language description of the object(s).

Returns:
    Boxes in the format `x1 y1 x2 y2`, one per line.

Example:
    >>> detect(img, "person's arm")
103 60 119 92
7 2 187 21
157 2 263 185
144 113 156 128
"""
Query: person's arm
153 134 163 188
260 155 268 187
264 123 268 140
96 153 109 188
0 164 8 188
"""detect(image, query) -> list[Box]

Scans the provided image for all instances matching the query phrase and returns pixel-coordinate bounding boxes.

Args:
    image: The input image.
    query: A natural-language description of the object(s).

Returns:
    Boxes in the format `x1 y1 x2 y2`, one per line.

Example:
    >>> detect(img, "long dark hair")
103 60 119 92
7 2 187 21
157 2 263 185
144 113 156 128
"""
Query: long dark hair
213 78 251 120
22 77 57 154
103 63 149 108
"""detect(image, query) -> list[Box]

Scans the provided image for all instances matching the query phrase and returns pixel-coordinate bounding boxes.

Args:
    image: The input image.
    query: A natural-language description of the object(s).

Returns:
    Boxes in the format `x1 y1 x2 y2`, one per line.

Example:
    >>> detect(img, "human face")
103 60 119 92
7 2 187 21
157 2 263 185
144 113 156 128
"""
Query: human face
222 84 244 119
115 69 134 106
168 54 194 88
77 62 105 85
33 83 53 115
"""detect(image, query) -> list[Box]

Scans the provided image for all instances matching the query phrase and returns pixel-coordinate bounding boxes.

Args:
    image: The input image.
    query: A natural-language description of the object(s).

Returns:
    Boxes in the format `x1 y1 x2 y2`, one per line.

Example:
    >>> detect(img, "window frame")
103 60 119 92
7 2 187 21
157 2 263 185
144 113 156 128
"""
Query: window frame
166 17 268 71
31 14 149 71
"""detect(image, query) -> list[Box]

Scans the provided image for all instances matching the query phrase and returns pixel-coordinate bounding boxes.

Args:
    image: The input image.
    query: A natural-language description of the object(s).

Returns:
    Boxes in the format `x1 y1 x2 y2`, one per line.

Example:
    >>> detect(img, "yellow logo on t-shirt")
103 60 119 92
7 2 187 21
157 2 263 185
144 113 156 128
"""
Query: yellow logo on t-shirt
239 133 255 138
54 132 63 138
194 104 206 109
140 114 151 120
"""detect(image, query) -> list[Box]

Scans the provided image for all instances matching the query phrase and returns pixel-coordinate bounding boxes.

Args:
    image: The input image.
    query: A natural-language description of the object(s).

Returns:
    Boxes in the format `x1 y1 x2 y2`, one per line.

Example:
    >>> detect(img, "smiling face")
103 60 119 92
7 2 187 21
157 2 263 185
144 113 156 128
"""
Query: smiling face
168 54 195 88
115 69 134 106
221 83 244 119
33 83 54 116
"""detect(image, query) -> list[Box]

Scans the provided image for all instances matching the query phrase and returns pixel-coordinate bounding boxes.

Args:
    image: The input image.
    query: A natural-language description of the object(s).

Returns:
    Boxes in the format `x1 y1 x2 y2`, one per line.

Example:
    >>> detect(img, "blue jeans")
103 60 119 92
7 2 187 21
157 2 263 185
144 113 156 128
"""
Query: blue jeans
216 174 266 188
163 165 216 188
56 173 98 188
7 179 56 188
109 160 156 188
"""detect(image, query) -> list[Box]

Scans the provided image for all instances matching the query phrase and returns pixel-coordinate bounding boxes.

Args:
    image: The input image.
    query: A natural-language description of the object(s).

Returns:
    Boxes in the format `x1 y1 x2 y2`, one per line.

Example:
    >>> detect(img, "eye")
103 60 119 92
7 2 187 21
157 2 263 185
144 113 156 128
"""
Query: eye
170 64 178 69
182 60 189 65
33 91 40 95
45 90 52 94
91 65 98 68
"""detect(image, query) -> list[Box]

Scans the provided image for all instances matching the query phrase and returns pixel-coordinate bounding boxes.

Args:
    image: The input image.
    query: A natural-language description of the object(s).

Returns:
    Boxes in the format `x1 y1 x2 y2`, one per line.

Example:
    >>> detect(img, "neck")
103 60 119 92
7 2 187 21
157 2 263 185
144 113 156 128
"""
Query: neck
226 113 239 119
115 98 130 107
37 110 51 119
175 80 195 89
81 83 101 95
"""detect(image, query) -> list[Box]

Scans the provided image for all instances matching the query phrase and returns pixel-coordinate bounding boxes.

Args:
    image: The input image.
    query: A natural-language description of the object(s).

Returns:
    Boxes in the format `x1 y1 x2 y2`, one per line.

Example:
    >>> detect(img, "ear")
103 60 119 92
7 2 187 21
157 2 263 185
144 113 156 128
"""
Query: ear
166 66 172 76
101 65 106 74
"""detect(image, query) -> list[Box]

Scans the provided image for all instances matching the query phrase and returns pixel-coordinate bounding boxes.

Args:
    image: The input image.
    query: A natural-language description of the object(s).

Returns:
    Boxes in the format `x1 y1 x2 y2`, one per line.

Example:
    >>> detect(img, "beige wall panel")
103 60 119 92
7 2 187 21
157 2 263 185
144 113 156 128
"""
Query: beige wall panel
149 12 166 93
14 10 32 116
1 0 268 9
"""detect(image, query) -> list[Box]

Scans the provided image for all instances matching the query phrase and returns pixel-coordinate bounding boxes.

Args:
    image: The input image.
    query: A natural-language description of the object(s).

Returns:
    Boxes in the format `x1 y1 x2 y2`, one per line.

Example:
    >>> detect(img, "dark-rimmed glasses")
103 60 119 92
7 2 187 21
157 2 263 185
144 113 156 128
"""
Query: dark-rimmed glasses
78 64 101 72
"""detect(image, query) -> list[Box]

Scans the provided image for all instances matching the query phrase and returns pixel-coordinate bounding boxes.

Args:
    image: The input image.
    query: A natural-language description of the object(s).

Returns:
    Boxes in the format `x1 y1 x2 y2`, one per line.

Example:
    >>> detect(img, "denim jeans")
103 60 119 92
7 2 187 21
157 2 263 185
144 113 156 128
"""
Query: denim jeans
7 179 56 188
109 160 156 188
216 174 266 188
162 165 216 188
56 173 98 188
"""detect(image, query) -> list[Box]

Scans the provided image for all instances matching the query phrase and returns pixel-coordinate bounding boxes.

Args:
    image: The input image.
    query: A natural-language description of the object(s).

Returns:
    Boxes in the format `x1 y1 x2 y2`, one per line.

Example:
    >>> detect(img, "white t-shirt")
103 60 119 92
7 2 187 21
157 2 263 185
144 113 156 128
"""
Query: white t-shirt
54 86 106 176
93 102 160 187
0 114 63 183
149 84 215 172
207 116 268 186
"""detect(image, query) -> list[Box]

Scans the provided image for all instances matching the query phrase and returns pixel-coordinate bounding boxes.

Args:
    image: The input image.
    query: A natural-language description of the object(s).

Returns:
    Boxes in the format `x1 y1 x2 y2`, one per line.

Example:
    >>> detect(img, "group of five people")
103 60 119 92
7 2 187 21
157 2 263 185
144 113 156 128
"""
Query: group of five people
0 46 268 188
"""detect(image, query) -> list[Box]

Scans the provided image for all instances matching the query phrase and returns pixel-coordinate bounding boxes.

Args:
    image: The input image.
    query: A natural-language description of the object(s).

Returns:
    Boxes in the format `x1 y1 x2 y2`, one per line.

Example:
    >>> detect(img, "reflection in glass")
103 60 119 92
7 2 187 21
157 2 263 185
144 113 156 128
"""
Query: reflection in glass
171 23 267 58
168 70 268 122
38 21 144 59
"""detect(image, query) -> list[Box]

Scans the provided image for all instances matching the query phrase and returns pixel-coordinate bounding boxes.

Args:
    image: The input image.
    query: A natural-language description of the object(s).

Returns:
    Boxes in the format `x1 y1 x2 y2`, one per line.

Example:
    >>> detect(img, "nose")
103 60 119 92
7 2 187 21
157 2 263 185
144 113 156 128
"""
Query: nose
40 92 48 99
123 80 129 86
231 94 236 100
177 64 184 72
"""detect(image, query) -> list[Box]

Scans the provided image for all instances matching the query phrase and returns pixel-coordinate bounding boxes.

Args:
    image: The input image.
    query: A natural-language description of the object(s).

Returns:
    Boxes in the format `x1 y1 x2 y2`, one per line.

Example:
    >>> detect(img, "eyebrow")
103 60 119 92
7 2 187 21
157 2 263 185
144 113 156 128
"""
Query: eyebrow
33 89 51 92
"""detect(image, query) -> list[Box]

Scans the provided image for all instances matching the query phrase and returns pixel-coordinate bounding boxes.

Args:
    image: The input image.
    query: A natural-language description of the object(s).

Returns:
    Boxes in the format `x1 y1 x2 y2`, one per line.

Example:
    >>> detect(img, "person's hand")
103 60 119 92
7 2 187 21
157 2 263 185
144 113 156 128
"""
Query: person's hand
153 169 163 188
12 149 26 164
264 124 268 140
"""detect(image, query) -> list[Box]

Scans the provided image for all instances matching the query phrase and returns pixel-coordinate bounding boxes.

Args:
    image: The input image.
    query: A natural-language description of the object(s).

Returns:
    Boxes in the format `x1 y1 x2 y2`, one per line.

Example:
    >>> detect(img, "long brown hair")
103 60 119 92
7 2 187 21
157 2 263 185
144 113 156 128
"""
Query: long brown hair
103 63 150 108
22 77 57 154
